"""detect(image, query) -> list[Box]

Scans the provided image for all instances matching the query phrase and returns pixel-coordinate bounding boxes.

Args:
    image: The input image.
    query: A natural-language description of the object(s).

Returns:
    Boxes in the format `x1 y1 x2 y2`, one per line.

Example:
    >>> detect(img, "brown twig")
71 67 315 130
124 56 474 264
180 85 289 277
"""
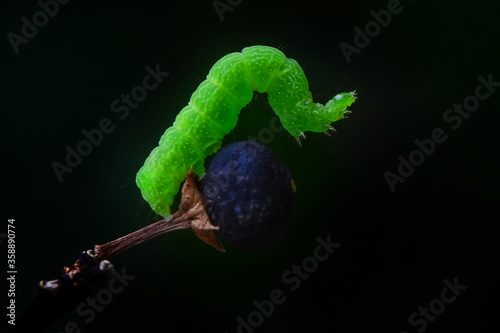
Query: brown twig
9 169 224 333
94 217 190 260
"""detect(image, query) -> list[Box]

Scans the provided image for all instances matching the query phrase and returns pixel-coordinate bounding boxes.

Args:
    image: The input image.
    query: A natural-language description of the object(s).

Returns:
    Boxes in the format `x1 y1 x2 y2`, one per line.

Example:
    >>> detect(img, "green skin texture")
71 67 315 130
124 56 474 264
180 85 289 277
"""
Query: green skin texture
136 45 356 217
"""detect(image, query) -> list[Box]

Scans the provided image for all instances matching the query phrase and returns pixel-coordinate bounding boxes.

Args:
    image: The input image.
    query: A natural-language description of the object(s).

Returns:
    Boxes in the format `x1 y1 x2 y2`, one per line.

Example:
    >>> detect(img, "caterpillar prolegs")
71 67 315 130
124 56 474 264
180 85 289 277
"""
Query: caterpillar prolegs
136 45 356 217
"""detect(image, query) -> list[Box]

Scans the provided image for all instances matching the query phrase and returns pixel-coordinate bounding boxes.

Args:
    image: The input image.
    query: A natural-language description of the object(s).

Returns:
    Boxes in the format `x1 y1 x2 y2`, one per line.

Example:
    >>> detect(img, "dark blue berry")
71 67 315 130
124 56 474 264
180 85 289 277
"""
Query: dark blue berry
202 141 294 253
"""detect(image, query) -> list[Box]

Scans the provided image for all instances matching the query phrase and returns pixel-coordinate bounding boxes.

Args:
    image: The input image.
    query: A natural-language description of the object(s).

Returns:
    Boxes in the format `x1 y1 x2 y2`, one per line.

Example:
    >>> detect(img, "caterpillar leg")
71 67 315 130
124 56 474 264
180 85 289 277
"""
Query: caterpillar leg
294 131 306 146
323 125 338 137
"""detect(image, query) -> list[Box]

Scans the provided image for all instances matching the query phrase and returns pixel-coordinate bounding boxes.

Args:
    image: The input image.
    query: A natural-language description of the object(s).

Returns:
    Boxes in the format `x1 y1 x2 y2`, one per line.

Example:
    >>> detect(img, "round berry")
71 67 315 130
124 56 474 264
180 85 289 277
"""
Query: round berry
202 140 294 253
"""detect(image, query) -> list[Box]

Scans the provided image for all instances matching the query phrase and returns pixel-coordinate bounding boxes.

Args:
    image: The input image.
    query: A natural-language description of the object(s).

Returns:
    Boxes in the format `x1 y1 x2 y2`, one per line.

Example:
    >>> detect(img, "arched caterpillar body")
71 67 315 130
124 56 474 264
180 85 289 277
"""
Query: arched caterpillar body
136 45 356 217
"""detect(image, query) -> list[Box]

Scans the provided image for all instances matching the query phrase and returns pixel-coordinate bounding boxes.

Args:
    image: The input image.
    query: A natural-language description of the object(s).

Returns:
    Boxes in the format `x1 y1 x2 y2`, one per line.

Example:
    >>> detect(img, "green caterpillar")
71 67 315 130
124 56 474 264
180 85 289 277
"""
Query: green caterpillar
136 45 356 217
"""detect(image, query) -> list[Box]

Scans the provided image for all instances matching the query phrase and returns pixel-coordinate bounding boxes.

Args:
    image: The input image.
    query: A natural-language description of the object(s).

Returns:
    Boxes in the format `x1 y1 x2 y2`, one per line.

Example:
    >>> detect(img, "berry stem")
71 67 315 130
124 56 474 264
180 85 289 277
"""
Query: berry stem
94 217 190 259
95 168 225 260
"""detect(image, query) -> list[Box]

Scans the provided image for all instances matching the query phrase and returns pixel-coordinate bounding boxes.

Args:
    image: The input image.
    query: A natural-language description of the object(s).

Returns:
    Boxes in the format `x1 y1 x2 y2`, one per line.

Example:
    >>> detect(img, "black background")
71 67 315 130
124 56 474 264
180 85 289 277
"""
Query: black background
2 0 499 332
